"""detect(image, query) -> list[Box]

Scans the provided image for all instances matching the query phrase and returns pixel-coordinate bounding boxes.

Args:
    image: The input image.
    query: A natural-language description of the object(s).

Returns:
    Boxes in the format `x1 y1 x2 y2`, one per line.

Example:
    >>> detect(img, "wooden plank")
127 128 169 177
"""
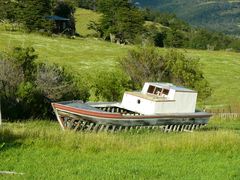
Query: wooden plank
191 124 196 130
74 121 81 131
164 125 169 133
111 125 116 133
180 125 185 132
104 125 110 132
118 126 123 132
79 121 87 131
0 171 24 175
93 123 100 132
87 123 94 131
99 125 105 132
124 126 129 132
52 108 65 130
172 125 177 132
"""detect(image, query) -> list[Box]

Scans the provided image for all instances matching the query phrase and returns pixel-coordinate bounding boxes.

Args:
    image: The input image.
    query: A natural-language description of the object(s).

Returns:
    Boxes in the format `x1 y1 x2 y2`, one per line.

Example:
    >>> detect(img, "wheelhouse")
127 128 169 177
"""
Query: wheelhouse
121 82 197 115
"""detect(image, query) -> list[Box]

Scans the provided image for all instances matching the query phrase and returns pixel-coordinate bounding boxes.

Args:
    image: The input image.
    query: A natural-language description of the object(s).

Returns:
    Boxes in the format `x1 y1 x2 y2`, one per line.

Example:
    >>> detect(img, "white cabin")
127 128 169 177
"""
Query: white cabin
121 82 197 115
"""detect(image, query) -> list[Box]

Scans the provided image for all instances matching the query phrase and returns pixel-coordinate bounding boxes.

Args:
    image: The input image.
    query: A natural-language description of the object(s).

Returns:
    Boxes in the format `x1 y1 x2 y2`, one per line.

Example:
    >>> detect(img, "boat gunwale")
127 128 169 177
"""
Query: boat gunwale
52 102 212 120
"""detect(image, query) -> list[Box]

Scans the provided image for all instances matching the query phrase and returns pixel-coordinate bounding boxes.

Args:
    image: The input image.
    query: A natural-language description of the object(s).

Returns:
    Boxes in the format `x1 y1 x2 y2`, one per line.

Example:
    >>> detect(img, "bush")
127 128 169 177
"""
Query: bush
119 47 212 100
0 47 88 120
89 70 132 102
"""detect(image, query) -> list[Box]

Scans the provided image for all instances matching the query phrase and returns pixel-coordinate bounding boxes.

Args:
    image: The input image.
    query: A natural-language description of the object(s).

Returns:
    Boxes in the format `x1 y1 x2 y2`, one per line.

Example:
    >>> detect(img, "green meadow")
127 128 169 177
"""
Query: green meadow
0 117 240 179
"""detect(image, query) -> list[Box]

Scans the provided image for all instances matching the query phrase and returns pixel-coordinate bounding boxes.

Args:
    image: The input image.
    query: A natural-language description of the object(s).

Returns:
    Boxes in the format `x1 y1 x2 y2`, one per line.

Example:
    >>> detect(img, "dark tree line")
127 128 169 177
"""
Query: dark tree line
0 0 76 35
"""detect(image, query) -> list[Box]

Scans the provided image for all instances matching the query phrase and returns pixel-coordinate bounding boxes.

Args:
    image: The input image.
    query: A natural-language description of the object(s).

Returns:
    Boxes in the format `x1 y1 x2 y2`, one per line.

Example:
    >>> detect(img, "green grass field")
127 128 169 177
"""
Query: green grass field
0 117 240 179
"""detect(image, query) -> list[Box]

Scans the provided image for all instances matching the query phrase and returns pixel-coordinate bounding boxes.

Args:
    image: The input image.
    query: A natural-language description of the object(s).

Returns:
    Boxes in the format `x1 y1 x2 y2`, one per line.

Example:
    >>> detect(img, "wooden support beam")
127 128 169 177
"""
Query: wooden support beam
99 125 105 132
87 123 94 131
104 125 110 132
79 122 87 131
93 123 100 132
118 126 123 131
111 125 116 133
74 121 81 131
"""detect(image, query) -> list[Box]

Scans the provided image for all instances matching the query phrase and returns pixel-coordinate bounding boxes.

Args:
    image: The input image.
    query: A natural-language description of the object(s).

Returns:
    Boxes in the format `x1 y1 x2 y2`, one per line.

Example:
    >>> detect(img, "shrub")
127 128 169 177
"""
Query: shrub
89 70 132 102
119 47 212 100
0 47 88 120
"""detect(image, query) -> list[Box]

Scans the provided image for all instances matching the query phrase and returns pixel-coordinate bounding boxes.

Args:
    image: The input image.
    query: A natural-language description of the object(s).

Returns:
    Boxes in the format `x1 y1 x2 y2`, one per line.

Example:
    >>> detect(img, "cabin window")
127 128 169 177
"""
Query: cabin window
154 87 162 95
147 85 169 97
147 85 155 94
137 99 141 104
162 89 169 95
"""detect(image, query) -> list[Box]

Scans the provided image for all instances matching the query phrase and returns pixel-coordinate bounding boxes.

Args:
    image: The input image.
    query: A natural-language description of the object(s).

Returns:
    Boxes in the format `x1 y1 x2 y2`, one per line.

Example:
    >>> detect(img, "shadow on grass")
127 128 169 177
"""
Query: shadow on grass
0 128 25 152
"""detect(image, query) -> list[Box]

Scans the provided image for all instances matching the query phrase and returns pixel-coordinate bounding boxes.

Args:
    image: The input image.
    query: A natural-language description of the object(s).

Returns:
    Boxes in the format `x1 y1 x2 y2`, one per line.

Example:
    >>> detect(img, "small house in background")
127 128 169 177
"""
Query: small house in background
46 15 70 34
121 82 197 115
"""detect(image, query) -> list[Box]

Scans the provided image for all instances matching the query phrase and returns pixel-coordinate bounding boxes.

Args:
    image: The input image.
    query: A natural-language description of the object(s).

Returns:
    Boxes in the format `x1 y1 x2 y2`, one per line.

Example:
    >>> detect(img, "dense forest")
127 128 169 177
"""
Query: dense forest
134 0 240 36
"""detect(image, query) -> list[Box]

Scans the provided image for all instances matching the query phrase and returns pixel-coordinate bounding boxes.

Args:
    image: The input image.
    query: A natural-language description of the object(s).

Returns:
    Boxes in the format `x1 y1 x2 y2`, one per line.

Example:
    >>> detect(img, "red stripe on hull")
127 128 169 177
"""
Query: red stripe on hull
53 103 122 118
52 103 211 120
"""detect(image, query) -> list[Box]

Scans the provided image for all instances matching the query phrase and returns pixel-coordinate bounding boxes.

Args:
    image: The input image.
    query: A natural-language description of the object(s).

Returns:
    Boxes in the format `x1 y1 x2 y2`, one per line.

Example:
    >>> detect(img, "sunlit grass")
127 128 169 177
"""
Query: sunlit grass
0 118 240 179
75 8 101 36
1 118 240 153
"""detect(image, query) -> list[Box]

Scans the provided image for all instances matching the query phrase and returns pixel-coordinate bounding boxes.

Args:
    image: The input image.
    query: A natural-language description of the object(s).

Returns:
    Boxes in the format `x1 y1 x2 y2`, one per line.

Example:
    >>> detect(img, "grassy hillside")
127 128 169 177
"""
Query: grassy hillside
135 0 240 35
0 117 240 179
75 8 101 37
0 8 240 106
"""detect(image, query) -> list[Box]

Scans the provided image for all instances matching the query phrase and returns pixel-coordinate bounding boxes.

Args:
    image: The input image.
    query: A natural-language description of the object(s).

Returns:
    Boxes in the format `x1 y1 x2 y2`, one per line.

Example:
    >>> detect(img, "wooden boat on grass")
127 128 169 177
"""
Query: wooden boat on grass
52 82 211 132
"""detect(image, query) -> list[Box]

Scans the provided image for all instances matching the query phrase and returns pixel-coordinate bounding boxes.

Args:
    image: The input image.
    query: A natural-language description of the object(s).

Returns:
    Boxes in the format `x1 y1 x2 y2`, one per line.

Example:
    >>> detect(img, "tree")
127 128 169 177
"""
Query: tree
11 47 38 82
20 0 53 31
77 0 97 10
54 0 76 35
94 0 145 43
89 70 131 101
119 47 211 100
0 0 20 22
164 29 188 48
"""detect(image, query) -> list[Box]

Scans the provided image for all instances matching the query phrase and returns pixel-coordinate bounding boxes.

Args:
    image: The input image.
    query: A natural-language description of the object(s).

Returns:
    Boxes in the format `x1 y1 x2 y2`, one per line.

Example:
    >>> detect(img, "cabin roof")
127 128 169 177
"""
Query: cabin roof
146 82 196 92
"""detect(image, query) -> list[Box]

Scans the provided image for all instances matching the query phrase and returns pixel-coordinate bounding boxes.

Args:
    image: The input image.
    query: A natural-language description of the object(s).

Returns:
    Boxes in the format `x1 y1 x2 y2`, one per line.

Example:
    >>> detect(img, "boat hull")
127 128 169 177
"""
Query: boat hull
52 101 211 132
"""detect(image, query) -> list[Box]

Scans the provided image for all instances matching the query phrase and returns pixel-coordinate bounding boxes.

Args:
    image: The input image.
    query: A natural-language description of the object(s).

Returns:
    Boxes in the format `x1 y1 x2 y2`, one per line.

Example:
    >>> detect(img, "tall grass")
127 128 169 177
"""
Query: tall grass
1 118 240 154
0 118 240 179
